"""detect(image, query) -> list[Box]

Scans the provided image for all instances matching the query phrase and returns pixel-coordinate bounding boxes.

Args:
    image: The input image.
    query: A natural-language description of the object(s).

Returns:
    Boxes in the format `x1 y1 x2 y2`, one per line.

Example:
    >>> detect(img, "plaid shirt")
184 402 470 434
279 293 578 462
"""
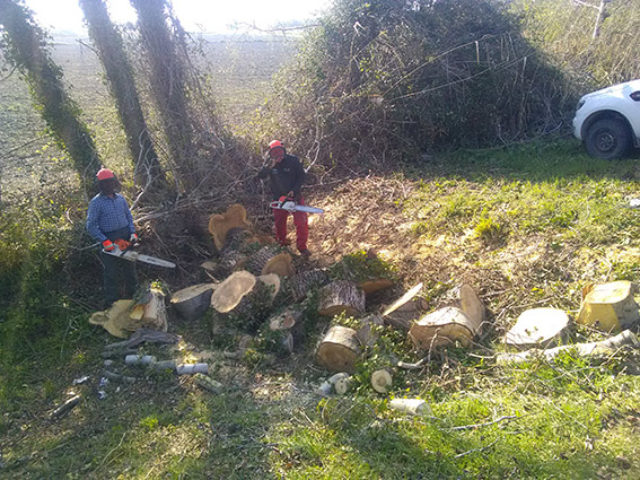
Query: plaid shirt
86 193 135 242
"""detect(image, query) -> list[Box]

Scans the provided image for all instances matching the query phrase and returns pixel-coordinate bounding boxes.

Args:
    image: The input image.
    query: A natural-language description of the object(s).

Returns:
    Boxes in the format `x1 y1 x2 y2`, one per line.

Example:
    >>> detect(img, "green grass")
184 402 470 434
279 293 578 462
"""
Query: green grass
3 140 640 479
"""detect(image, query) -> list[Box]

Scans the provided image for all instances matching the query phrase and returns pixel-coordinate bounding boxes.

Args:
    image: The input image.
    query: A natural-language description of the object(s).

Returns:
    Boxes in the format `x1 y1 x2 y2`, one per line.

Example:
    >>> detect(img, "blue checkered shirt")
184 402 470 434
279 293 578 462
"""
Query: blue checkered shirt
86 193 135 242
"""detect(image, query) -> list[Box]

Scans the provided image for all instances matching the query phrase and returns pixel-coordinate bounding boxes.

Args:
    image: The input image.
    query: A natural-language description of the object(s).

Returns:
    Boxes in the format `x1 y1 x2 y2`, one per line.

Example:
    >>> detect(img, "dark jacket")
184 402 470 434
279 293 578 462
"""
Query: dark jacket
258 153 305 200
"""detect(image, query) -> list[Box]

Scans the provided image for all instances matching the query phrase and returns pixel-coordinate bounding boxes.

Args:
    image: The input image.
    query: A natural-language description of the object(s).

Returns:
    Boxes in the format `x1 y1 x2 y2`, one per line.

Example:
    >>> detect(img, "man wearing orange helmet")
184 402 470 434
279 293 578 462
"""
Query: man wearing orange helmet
258 140 311 256
87 167 139 307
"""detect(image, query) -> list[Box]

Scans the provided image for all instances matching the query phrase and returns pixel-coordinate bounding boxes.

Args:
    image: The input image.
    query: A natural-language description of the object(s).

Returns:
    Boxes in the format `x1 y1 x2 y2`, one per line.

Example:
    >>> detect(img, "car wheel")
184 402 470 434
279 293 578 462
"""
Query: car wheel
584 118 632 160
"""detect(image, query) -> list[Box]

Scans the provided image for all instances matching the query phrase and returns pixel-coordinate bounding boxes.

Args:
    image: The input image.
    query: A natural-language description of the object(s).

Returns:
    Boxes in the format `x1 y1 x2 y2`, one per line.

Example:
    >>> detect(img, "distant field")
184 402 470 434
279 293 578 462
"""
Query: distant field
0 35 297 202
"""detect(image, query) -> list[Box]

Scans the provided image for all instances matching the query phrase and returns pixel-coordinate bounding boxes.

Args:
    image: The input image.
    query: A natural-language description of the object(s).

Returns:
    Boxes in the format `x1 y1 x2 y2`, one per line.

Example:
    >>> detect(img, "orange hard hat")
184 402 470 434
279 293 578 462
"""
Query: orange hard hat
268 139 284 151
96 167 115 181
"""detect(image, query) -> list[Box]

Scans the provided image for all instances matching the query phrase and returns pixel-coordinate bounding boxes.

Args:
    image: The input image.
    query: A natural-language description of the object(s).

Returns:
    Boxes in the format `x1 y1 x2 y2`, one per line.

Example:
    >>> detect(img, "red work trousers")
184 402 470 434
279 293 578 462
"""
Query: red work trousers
273 196 309 251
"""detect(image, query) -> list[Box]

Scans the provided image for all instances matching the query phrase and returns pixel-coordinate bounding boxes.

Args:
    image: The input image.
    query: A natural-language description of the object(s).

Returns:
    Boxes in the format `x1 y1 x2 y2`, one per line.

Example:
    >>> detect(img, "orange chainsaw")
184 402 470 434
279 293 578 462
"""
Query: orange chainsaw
103 239 176 269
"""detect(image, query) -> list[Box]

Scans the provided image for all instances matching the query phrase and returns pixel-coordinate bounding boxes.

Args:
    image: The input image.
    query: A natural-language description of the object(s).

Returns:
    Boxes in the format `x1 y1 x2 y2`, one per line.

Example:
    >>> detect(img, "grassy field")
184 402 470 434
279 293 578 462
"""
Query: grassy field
2 35 640 479
3 141 640 478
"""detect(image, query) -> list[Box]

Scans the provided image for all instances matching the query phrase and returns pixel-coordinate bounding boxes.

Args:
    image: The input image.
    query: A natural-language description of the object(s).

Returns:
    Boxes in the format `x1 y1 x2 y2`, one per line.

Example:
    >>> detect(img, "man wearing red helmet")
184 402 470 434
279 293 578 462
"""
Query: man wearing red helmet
87 167 138 307
258 140 310 256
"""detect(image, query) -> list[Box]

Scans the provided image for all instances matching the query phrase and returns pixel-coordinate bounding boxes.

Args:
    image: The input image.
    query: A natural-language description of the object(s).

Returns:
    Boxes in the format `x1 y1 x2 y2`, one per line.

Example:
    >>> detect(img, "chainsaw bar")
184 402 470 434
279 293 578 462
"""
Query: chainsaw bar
104 249 176 269
269 200 324 214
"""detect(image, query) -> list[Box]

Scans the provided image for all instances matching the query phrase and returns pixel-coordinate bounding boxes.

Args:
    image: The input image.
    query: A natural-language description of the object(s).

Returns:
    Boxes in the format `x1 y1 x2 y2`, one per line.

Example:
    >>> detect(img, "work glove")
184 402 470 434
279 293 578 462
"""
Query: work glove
129 233 139 244
102 239 115 252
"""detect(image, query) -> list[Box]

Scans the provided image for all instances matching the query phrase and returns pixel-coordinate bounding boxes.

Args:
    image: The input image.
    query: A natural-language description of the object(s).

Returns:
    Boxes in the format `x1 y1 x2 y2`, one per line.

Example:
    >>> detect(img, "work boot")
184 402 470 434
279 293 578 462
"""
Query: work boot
299 248 312 258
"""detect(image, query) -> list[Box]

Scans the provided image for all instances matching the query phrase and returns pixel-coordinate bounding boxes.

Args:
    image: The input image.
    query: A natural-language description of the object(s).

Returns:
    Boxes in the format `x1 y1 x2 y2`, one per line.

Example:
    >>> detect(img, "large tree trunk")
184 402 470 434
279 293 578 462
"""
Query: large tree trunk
130 0 195 190
79 0 166 190
246 245 295 277
0 0 100 190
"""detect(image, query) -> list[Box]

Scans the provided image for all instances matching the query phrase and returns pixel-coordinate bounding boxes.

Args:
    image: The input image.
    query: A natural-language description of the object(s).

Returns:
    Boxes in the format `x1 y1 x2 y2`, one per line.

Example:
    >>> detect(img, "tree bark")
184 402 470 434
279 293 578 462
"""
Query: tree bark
317 281 365 317
288 269 330 302
79 0 166 190
408 306 477 350
0 0 100 190
130 0 195 190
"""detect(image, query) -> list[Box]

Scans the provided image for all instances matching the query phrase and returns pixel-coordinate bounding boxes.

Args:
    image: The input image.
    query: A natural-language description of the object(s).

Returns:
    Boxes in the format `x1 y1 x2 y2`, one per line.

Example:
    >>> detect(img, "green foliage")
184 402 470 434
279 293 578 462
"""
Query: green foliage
329 249 396 283
473 212 508 244
510 0 640 87
258 0 570 168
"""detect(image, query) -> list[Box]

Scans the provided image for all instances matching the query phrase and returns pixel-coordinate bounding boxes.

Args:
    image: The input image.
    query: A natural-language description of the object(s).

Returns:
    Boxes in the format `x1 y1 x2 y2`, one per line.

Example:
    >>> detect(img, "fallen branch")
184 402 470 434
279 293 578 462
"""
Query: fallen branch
454 439 499 459
497 330 639 365
448 415 518 431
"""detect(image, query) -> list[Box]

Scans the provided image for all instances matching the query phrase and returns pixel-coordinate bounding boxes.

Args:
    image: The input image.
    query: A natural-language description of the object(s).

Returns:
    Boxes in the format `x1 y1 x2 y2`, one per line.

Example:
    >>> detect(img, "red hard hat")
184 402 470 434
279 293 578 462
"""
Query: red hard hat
268 140 284 151
96 167 115 181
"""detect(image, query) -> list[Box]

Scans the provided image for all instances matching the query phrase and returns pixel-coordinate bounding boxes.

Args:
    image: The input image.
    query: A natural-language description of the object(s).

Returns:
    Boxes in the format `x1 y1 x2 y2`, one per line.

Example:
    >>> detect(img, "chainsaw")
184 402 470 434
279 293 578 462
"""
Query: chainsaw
269 196 324 214
103 239 176 269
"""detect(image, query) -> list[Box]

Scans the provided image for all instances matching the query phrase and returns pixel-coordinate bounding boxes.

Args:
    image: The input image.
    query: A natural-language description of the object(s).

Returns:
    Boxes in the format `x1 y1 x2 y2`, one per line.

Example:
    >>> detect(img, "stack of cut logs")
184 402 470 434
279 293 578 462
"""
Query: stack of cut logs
169 204 488 395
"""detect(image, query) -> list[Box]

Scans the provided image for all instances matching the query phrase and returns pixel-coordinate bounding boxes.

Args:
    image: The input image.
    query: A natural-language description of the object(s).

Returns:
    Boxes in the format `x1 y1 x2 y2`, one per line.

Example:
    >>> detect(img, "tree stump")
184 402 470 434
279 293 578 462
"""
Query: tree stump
170 283 216 321
409 306 477 350
316 325 361 372
129 287 168 332
208 204 251 251
288 269 330 302
317 281 365 317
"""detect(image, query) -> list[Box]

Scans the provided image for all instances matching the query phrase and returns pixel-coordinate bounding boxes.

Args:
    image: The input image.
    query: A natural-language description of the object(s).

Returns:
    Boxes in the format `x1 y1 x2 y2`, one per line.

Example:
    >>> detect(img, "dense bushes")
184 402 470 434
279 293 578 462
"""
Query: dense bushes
511 0 640 88
257 0 573 169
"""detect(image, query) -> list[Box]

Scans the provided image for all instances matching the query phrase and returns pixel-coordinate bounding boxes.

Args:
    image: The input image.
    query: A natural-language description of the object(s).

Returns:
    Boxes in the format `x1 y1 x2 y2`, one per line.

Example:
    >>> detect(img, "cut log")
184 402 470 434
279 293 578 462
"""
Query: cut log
371 368 393 393
89 300 136 338
288 269 330 302
208 204 251 251
316 325 361 372
356 314 384 348
359 278 394 295
210 270 278 332
246 245 294 277
211 271 257 314
170 283 216 321
317 281 365 317
193 373 223 393
382 283 425 331
257 273 281 301
269 307 302 331
103 328 179 351
497 330 639 365
504 308 570 349
577 281 640 332
409 306 477 350
458 285 485 333
388 398 431 416
334 375 353 395
137 287 168 332
51 395 81 419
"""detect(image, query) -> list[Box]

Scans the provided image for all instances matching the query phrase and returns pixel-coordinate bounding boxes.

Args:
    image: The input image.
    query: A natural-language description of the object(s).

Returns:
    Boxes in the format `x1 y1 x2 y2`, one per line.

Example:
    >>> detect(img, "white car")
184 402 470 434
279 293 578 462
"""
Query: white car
573 79 640 159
